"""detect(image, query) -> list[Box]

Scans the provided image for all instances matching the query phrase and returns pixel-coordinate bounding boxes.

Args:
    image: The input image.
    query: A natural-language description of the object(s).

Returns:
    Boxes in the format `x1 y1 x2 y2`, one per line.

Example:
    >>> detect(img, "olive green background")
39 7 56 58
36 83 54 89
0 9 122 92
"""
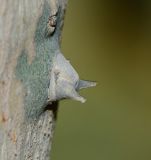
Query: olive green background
51 1 151 160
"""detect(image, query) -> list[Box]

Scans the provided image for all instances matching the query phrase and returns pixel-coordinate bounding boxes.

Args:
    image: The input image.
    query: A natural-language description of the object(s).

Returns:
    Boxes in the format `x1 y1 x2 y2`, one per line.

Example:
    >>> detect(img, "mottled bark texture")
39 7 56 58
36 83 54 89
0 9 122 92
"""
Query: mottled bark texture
0 0 67 159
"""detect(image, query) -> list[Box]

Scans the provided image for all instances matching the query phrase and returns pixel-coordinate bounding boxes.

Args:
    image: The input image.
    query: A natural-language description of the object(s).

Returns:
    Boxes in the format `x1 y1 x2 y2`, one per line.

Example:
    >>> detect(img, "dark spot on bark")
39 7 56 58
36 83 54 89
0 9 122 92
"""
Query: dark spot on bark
44 101 58 119
2 112 8 122
1 80 5 85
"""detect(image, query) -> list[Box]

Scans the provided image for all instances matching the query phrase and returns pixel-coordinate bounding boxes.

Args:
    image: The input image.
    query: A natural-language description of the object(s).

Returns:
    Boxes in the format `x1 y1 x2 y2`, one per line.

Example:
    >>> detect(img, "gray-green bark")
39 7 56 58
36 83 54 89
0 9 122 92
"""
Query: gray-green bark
0 0 67 159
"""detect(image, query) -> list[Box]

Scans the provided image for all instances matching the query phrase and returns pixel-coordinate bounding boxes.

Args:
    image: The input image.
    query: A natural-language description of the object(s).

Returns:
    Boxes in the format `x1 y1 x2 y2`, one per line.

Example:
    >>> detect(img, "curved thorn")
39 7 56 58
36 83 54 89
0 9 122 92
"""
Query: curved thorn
66 87 86 103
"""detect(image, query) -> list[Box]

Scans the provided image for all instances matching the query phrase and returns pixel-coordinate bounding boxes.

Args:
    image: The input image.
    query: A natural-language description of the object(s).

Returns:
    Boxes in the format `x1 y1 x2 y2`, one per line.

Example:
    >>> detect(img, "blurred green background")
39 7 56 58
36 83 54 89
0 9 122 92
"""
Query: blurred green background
51 0 151 160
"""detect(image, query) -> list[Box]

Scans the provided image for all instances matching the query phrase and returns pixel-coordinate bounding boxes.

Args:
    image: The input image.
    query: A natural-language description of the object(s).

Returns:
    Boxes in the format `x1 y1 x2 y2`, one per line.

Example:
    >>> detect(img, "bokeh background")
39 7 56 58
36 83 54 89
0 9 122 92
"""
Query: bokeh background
51 0 151 160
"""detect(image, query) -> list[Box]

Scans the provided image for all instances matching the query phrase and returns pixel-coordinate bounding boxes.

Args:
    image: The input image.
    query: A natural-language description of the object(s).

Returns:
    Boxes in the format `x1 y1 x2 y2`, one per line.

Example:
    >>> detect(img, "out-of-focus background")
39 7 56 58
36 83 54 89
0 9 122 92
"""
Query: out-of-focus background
51 0 151 160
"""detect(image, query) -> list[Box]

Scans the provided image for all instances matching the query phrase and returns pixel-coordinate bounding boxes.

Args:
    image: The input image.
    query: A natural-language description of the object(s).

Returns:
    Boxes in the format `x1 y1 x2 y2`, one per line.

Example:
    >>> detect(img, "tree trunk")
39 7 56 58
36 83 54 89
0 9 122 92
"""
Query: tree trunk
0 0 67 159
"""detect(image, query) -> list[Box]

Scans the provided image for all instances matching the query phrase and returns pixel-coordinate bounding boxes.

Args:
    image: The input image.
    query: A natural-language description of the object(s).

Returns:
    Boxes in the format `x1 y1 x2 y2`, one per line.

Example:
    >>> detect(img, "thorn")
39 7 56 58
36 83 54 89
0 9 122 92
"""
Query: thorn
65 85 86 103
77 80 97 90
